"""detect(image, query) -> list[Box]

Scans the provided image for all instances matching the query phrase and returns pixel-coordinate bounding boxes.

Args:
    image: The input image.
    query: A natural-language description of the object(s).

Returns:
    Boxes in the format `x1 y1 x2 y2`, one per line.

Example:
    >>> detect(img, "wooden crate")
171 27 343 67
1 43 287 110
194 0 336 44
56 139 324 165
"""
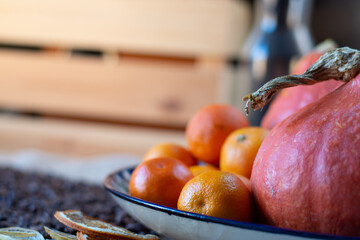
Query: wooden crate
0 114 186 157
0 0 251 155
0 49 233 128
0 0 250 57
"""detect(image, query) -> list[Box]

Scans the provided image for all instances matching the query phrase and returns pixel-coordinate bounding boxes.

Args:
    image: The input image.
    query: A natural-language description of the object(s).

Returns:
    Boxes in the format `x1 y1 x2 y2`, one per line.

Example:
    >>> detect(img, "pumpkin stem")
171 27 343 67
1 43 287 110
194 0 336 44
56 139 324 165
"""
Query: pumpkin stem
243 47 360 115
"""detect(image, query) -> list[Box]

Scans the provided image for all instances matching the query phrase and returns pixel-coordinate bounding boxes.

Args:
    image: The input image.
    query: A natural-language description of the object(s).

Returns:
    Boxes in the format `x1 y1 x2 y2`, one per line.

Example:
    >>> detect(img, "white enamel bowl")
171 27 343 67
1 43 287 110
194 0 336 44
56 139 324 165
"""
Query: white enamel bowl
104 167 359 240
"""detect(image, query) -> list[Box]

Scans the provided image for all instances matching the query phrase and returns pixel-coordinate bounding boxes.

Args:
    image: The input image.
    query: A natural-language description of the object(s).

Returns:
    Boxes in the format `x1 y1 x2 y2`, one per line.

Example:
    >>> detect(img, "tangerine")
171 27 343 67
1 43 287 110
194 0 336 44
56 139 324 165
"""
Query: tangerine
235 174 251 192
189 164 218 177
220 127 269 178
177 170 252 221
129 157 193 208
186 104 248 166
143 142 196 166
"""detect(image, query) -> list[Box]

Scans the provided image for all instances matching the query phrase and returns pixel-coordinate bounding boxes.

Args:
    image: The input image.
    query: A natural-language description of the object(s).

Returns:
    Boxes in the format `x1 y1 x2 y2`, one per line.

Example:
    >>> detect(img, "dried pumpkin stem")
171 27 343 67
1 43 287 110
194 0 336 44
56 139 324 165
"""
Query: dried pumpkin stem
243 47 360 115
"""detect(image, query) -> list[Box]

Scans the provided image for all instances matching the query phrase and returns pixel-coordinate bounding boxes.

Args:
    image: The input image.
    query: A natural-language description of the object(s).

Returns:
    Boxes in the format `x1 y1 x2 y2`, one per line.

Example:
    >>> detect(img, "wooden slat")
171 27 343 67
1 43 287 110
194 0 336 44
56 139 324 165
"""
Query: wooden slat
0 0 251 57
0 50 232 127
0 114 186 157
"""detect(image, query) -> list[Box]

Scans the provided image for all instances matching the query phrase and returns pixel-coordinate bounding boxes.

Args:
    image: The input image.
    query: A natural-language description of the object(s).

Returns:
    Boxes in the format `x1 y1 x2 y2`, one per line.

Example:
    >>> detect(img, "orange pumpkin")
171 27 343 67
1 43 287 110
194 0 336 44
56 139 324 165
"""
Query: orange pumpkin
251 74 360 237
261 50 342 129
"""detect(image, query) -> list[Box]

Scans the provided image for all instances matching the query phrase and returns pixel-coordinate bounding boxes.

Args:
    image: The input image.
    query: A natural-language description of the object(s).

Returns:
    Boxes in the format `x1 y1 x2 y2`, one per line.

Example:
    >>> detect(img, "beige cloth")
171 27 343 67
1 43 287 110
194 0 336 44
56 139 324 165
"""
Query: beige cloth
0 149 142 185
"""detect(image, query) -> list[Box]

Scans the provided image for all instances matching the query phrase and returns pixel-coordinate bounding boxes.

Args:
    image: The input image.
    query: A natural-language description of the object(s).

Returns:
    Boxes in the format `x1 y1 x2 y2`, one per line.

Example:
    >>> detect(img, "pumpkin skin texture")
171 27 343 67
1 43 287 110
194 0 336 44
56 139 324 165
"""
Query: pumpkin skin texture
261 51 342 130
251 75 360 236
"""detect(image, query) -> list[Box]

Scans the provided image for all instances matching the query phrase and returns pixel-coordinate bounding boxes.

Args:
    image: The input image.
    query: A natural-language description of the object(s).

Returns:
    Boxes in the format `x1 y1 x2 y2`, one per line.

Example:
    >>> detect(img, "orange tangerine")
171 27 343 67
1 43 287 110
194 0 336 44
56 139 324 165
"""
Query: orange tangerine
220 127 269 178
235 174 251 192
129 157 193 208
177 170 252 221
143 142 196 166
189 164 218 177
186 104 249 166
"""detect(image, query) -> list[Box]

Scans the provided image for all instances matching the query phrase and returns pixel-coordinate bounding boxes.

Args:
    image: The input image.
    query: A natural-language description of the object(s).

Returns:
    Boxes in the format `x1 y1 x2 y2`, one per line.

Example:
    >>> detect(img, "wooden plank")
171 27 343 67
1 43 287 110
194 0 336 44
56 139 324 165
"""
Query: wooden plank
0 114 186 157
0 50 232 127
0 0 251 57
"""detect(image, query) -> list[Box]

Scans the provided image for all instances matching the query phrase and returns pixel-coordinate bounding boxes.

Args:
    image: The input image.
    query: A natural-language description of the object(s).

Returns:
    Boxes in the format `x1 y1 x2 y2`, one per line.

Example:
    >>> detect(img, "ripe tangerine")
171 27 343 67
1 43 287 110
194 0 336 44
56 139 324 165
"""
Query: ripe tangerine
186 104 248 166
129 157 193 208
177 170 252 221
220 127 268 178
189 164 218 177
143 142 196 167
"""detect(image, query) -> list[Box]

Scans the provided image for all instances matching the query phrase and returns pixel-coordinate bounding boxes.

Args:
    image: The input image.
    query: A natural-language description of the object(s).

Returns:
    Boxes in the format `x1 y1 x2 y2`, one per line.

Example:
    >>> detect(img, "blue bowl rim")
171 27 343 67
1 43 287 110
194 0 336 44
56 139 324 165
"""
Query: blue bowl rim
103 167 360 240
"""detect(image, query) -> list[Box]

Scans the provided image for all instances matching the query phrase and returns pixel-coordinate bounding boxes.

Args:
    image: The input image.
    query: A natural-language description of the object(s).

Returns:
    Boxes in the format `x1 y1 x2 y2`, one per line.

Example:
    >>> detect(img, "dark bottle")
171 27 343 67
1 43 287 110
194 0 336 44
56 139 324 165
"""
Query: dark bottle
241 0 314 126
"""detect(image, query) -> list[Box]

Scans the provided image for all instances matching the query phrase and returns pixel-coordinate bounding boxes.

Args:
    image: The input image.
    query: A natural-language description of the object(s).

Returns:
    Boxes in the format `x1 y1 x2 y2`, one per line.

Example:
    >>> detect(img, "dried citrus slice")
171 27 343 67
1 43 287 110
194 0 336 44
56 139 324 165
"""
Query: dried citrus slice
76 232 104 240
0 232 35 239
0 234 13 240
54 210 159 240
43 226 76 240
76 232 89 240
0 227 44 240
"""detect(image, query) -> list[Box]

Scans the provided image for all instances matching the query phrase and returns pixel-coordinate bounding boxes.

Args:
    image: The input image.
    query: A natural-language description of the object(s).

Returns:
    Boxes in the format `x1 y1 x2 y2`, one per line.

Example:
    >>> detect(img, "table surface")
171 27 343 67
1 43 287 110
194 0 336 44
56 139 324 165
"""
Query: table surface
0 149 142 185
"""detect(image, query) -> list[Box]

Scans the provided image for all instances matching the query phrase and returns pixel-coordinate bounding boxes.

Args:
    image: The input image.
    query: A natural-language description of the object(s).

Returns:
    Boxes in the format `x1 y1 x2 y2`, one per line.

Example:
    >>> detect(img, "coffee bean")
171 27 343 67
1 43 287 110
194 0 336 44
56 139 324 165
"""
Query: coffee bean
0 168 154 236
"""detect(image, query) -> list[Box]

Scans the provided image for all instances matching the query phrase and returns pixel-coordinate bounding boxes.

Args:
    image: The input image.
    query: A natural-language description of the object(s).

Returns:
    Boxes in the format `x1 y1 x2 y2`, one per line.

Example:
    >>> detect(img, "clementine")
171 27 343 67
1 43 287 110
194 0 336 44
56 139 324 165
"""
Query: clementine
177 170 252 221
129 157 193 208
189 164 218 177
143 142 196 166
235 174 251 192
186 104 248 166
220 127 268 178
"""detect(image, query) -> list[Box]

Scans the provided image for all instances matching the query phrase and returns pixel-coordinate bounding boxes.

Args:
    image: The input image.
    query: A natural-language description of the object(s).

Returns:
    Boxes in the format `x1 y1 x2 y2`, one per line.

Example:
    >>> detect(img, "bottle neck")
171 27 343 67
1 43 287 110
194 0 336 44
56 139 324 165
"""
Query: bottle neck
257 0 288 32
257 0 311 32
241 0 314 59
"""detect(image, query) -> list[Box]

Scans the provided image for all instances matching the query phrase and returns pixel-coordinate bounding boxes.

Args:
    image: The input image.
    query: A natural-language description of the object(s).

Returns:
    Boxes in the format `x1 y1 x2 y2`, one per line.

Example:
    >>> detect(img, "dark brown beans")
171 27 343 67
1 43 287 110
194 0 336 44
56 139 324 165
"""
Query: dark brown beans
0 168 153 237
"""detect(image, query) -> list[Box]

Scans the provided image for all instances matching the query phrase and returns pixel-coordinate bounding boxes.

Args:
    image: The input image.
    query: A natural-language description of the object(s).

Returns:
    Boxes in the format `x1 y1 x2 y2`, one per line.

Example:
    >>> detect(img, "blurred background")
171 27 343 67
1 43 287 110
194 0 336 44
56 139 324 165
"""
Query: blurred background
0 0 358 159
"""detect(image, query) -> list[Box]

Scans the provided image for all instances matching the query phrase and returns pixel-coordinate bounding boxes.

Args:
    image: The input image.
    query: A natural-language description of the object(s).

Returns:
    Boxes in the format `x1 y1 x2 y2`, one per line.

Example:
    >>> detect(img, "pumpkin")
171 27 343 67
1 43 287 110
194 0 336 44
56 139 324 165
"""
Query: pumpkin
246 47 360 237
261 48 342 130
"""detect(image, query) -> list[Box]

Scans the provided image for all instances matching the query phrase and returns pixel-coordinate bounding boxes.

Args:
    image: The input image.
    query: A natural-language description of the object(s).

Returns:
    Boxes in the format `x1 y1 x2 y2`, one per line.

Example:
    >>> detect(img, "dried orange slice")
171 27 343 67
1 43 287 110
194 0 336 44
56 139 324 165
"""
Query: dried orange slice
77 231 131 240
43 226 76 240
0 234 13 240
76 232 90 240
0 231 36 239
54 210 159 240
76 232 106 240
0 227 44 240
